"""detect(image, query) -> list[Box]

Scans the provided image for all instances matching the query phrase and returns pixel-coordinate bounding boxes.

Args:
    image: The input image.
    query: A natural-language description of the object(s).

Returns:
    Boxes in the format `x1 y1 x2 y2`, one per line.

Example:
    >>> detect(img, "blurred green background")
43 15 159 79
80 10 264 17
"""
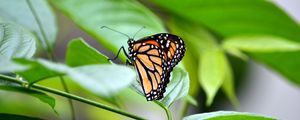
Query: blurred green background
0 0 300 120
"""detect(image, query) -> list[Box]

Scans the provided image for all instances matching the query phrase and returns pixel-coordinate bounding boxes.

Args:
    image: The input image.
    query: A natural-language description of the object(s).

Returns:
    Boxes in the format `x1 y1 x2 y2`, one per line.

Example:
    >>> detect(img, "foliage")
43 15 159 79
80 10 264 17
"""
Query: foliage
0 86 56 113
183 111 276 120
0 23 36 58
66 38 110 66
0 0 57 50
0 0 299 119
0 113 44 120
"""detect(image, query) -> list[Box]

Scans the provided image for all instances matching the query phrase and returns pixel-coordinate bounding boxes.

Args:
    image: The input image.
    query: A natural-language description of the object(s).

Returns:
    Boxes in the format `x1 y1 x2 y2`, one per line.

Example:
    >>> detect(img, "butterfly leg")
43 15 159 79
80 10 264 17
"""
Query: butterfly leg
126 59 133 66
108 46 130 61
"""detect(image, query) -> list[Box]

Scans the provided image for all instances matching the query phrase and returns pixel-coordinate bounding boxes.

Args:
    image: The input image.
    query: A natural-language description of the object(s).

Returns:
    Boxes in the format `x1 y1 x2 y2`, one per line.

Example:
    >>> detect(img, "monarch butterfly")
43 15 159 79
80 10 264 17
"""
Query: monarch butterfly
103 26 185 101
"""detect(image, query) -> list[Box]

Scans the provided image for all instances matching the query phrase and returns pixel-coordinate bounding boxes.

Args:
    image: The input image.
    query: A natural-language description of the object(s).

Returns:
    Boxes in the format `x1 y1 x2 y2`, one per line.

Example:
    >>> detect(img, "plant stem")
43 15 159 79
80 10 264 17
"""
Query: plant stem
59 76 76 120
32 84 146 120
0 74 24 84
26 1 75 119
155 101 172 120
0 74 146 120
26 0 53 53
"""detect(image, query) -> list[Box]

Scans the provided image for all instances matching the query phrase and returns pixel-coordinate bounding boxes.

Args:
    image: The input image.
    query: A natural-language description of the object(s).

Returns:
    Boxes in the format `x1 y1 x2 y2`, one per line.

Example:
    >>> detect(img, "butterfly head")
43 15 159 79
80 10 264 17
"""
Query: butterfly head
127 38 134 45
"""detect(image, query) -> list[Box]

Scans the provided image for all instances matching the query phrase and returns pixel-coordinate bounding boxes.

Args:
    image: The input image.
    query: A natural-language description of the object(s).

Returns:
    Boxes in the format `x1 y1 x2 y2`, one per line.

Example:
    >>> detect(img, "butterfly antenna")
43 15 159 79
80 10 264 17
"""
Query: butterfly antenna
132 26 146 39
100 26 131 39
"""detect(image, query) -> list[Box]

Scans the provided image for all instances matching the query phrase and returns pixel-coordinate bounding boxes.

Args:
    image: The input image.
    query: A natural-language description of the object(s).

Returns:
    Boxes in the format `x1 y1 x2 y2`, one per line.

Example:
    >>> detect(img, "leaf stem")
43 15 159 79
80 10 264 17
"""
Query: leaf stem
0 74 146 120
0 74 24 84
31 84 146 120
26 0 75 119
26 0 53 54
155 101 172 120
58 76 76 120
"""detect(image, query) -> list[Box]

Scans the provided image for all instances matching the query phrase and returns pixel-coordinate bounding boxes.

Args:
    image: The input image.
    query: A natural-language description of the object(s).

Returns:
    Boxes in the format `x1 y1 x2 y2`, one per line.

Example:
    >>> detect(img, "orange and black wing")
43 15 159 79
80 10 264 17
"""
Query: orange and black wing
139 33 185 92
130 40 166 100
128 33 185 101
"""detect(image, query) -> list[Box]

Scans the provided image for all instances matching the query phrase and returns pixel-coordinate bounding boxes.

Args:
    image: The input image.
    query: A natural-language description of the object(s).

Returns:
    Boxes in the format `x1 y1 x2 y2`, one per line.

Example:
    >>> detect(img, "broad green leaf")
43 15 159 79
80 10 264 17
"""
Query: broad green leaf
0 0 57 49
51 0 165 61
159 67 189 107
222 57 239 108
0 86 55 113
182 43 201 97
150 0 300 40
224 47 249 61
71 65 135 97
0 55 28 73
17 59 135 97
15 59 61 84
66 38 110 67
223 35 300 52
167 18 217 99
0 113 44 120
200 48 226 106
0 23 36 59
183 111 277 120
151 0 300 86
168 19 233 106
250 51 300 85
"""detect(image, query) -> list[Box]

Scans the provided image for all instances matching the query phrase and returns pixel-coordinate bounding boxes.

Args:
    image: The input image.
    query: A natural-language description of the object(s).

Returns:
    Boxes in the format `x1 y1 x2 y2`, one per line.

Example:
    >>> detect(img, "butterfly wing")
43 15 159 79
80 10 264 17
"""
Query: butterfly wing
130 40 166 100
144 33 186 92
129 33 185 101
159 33 185 67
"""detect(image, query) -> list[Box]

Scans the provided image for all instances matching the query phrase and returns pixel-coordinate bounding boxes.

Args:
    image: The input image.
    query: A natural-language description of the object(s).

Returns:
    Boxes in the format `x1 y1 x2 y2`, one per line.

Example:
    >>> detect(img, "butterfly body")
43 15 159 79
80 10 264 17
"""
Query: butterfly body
127 33 185 101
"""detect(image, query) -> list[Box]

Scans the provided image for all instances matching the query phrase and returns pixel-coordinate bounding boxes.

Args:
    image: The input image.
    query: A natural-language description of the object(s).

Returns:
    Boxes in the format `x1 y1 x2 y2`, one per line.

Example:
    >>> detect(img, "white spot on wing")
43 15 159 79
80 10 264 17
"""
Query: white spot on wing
166 41 170 48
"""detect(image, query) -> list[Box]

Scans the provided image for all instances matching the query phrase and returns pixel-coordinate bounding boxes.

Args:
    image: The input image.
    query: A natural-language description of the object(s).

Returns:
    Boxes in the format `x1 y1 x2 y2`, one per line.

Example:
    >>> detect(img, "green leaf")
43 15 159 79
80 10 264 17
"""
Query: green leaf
0 113 44 120
0 55 28 73
223 35 300 52
0 0 57 49
0 86 56 114
224 47 249 61
15 59 61 84
151 0 300 40
183 111 277 120
182 43 201 97
200 48 226 106
17 59 136 97
51 0 165 61
222 57 239 108
168 19 232 106
71 65 136 97
168 18 219 102
0 23 36 59
250 51 300 85
151 0 300 86
66 38 110 67
159 67 189 107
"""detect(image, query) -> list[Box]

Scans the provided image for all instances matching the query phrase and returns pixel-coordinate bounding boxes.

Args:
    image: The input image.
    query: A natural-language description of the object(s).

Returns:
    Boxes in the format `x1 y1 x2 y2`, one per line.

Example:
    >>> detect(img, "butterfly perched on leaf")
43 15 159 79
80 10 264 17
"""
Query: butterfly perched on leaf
103 26 185 101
